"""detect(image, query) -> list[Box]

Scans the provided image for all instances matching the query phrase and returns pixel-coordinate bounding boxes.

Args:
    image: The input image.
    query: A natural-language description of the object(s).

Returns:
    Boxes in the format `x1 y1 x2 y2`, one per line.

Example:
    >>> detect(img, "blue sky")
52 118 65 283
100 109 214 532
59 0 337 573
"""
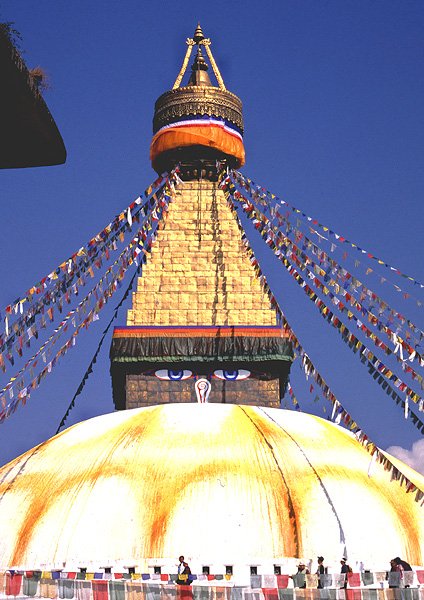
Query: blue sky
0 0 423 469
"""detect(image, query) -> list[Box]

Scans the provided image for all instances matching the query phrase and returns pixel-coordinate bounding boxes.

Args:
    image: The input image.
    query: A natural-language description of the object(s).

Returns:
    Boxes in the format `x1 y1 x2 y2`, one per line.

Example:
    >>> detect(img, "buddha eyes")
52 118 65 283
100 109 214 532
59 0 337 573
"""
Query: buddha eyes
213 369 251 381
153 369 251 381
155 370 193 381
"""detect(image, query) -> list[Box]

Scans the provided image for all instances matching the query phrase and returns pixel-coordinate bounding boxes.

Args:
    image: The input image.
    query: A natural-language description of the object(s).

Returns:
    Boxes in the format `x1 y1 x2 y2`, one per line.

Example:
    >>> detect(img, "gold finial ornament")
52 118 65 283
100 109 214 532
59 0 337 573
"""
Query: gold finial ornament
193 22 205 43
151 24 245 176
172 23 225 90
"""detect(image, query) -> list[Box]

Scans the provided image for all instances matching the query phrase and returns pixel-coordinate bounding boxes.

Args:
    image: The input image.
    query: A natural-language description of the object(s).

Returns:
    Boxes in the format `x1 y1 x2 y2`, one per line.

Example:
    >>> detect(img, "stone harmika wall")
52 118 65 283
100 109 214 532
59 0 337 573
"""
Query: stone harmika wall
126 375 280 409
127 181 276 326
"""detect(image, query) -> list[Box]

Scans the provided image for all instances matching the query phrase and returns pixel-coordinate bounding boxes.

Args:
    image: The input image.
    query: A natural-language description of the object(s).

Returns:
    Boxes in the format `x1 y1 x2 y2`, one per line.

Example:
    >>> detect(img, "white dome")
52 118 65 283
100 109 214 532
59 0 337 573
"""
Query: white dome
0 404 422 570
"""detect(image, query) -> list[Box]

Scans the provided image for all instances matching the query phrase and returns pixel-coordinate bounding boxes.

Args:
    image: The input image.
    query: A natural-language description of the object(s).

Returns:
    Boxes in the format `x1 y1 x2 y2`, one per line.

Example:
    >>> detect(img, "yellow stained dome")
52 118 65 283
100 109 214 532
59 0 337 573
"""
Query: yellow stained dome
0 403 422 570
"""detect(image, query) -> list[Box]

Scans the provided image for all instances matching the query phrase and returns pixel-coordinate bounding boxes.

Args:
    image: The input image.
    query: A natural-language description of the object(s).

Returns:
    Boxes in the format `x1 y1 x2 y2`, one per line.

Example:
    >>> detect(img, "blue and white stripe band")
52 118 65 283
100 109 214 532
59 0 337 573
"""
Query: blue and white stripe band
155 116 243 141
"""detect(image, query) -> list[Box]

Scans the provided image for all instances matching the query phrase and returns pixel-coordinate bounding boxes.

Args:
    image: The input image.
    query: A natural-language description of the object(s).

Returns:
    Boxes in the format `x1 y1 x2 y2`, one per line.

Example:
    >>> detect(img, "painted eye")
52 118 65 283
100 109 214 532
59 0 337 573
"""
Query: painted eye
155 370 192 381
214 369 251 381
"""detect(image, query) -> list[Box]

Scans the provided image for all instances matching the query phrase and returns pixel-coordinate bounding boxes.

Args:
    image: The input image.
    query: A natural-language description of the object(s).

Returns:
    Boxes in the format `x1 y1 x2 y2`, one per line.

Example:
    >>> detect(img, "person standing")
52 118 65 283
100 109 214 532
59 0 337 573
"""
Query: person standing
176 556 185 585
394 557 413 587
388 559 401 588
291 563 310 589
176 556 192 586
340 558 351 589
316 557 326 589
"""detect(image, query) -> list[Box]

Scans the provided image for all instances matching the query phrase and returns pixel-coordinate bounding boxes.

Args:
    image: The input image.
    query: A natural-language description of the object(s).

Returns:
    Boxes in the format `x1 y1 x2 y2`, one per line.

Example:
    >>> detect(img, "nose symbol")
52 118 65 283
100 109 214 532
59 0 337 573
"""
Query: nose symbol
195 378 211 403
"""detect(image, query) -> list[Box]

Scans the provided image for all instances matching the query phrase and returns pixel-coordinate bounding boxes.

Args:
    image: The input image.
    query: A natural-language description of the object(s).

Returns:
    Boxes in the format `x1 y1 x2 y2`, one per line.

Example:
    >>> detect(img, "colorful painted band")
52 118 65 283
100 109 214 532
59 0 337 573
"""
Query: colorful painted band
154 117 243 141
150 124 246 168
113 326 289 339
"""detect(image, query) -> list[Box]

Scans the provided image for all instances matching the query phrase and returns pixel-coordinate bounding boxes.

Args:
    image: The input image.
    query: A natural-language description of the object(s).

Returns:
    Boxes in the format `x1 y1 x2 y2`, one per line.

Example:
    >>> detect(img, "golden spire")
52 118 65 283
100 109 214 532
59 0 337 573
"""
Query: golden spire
172 23 226 90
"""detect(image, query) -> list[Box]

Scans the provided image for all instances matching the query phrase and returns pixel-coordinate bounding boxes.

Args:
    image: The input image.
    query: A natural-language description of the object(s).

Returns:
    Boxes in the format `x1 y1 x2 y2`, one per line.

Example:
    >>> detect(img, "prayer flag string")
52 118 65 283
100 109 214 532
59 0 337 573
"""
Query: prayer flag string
218 171 424 503
221 176 424 432
242 193 424 354
0 212 154 402
0 173 169 364
232 189 424 382
55 261 143 434
231 170 424 348
232 170 424 301
287 382 301 411
0 183 175 424
0 170 179 367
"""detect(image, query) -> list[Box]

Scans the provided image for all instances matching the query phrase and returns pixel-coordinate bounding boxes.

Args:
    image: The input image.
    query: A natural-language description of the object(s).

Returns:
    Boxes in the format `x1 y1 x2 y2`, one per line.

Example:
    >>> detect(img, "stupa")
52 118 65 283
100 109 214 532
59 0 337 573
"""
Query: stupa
0 25 422 581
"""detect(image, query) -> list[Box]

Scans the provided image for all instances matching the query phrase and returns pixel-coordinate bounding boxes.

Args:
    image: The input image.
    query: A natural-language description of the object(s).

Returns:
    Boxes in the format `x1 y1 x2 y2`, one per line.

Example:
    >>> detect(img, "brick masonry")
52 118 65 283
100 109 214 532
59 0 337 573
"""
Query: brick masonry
127 181 276 326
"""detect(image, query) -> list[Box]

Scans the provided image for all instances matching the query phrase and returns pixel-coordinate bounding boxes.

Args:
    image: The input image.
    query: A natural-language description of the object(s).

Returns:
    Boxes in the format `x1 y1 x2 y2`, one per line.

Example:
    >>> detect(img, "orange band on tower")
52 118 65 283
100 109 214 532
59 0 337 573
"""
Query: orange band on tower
150 124 245 167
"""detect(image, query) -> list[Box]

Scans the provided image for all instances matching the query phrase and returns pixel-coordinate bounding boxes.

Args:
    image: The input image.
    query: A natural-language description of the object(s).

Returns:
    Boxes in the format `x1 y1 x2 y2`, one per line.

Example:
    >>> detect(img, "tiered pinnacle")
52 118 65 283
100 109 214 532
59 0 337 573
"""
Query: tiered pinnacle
150 25 245 175
110 26 291 412
127 181 276 327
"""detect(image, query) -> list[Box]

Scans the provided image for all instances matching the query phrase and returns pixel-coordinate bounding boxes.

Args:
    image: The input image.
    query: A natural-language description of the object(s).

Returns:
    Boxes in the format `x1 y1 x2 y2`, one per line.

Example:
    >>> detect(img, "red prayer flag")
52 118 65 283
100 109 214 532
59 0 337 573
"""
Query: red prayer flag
347 573 361 587
262 589 278 600
92 580 109 600
346 590 362 600
177 585 193 600
276 575 289 589
6 573 23 596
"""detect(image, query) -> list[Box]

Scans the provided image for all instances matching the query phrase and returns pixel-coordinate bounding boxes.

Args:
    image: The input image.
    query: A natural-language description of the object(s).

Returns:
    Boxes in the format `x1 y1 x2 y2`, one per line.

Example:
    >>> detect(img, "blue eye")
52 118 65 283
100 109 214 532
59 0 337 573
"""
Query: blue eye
155 370 192 381
214 369 251 381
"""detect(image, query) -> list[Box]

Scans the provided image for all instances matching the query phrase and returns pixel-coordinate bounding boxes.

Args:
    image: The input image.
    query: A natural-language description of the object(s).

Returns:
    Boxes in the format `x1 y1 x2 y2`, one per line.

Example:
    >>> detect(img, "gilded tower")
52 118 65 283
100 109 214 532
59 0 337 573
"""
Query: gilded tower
110 26 293 409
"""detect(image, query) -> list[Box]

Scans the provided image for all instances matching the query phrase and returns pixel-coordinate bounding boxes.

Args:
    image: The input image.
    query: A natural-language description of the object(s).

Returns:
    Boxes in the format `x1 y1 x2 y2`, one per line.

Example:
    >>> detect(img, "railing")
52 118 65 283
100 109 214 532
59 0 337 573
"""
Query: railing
0 571 424 599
